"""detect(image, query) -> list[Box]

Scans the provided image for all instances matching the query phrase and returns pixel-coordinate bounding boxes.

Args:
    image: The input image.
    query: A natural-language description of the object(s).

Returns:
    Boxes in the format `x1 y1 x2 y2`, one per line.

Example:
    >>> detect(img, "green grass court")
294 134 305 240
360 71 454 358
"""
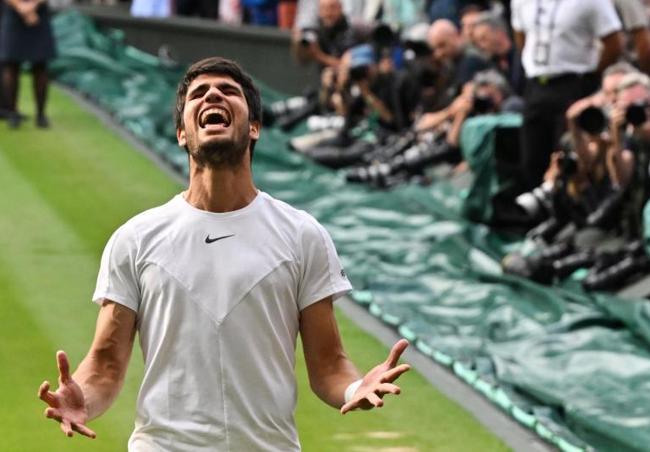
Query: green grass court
0 80 509 451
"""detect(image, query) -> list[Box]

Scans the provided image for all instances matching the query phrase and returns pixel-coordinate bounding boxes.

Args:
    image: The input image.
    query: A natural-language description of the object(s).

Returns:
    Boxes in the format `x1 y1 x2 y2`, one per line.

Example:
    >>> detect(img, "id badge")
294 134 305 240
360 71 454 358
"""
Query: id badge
534 42 550 65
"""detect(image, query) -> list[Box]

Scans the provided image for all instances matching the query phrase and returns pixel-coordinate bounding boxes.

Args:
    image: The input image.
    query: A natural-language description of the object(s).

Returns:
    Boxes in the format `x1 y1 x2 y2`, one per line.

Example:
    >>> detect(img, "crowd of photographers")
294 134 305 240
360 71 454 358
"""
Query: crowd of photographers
265 0 650 293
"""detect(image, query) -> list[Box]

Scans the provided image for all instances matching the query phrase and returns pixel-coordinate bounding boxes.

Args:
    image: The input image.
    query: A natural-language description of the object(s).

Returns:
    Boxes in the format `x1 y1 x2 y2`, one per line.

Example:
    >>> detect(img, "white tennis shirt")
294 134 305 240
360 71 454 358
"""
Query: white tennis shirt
93 191 352 451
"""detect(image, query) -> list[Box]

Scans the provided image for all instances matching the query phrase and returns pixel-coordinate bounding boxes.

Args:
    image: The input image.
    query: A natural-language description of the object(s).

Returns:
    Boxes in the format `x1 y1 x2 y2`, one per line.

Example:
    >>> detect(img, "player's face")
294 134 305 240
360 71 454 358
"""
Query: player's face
177 73 260 168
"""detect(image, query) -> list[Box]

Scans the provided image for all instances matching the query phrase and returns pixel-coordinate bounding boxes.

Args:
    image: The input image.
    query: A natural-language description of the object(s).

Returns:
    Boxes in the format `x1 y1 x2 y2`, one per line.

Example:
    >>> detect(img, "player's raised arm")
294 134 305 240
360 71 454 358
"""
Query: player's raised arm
299 297 410 413
39 300 136 438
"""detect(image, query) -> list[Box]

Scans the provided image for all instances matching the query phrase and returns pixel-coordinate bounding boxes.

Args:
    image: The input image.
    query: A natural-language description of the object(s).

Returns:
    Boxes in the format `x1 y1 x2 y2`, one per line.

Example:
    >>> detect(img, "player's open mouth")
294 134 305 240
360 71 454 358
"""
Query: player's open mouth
199 107 231 129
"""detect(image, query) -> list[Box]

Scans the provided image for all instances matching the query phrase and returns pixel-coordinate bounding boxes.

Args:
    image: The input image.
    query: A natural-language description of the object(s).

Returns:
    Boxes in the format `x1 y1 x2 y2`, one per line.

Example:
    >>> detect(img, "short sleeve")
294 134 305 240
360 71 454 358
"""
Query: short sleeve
297 216 352 310
613 0 648 31
592 0 623 37
92 223 140 312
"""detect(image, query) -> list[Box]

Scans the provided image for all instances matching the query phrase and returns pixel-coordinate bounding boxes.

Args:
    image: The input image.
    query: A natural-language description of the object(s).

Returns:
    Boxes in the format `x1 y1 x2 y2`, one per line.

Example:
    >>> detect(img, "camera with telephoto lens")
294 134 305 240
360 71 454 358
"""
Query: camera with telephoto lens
347 134 459 186
349 65 370 82
515 151 578 224
576 102 649 134
371 23 397 49
472 94 495 115
557 150 579 178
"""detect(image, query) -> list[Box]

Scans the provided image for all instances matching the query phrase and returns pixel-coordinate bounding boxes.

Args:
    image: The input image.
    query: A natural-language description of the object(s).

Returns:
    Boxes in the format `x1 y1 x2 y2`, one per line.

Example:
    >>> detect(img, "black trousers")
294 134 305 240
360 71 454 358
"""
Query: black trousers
520 73 599 190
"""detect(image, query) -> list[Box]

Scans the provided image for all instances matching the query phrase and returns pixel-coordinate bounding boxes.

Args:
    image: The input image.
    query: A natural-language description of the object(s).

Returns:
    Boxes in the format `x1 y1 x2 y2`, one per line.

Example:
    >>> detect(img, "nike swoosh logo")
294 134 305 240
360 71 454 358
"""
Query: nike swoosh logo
205 234 235 244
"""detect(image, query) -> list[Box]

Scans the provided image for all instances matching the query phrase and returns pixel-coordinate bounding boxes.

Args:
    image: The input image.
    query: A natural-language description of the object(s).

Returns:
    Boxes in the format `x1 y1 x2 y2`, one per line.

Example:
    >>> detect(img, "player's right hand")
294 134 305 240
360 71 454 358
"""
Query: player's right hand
38 351 96 439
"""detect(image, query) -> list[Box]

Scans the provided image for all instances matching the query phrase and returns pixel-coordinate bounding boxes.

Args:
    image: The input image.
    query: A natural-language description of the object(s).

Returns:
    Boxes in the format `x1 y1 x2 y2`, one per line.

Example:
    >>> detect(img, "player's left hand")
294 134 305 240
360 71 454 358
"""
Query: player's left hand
340 339 410 414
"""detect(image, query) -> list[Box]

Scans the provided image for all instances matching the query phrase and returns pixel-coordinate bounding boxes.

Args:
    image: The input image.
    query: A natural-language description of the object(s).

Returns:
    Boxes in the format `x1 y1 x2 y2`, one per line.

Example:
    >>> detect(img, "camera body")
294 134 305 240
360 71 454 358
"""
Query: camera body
576 102 649 134
299 29 318 47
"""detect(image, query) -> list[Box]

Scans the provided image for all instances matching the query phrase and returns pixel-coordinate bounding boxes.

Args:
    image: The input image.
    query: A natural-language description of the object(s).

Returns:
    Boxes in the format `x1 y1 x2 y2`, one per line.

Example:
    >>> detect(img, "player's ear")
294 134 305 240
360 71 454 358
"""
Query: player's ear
177 127 187 147
249 120 260 141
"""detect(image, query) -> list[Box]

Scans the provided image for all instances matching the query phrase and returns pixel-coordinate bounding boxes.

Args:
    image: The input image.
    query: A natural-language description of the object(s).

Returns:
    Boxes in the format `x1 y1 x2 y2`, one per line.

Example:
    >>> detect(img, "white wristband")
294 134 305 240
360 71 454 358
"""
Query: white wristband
344 379 363 404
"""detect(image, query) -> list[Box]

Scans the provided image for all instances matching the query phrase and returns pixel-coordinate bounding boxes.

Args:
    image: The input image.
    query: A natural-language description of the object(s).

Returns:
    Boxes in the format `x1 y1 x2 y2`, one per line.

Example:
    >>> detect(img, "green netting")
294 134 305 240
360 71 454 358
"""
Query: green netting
51 10 650 452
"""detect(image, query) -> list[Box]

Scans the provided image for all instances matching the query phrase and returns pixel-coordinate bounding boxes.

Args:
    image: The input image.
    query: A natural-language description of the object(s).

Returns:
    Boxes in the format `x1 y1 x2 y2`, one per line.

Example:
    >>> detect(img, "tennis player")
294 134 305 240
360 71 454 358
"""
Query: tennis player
38 56 410 451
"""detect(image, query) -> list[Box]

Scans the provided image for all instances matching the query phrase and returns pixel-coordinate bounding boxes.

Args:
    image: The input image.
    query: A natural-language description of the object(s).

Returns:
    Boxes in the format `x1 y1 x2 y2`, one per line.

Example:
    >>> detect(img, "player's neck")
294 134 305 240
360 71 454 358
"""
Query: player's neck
185 160 258 213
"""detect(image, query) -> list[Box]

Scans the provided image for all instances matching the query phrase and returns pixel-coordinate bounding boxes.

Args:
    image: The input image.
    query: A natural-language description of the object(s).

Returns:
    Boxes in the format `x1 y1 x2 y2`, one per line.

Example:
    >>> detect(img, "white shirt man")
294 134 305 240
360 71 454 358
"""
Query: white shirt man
511 0 622 78
510 0 624 190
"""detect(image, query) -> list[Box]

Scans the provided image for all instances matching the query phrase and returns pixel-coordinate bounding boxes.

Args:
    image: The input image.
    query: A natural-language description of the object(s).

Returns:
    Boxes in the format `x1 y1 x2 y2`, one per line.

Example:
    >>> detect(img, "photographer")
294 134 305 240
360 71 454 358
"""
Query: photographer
345 69 517 187
515 63 638 229
292 0 357 69
504 70 650 287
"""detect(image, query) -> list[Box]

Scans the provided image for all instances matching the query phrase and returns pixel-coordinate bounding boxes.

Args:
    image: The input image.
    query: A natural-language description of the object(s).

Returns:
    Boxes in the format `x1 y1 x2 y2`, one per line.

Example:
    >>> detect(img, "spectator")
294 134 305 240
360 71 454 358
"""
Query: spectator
0 0 57 129
362 0 428 30
295 0 368 30
612 0 650 74
511 0 624 190
278 0 298 29
242 0 278 25
130 0 171 17
472 11 524 94
176 0 219 19
220 0 243 24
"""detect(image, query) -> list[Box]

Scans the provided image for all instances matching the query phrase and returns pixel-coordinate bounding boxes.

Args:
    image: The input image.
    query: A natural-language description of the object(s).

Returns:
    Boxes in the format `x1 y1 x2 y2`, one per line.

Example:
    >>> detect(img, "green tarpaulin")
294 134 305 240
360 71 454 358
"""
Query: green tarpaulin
49 11 650 451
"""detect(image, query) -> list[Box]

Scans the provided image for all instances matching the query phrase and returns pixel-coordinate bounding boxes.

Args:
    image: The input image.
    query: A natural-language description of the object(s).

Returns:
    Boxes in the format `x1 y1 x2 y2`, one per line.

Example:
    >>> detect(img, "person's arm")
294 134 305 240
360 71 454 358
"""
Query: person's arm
358 79 394 124
631 27 650 74
39 300 136 438
513 31 525 53
299 297 410 413
597 31 624 73
565 95 599 167
445 95 472 148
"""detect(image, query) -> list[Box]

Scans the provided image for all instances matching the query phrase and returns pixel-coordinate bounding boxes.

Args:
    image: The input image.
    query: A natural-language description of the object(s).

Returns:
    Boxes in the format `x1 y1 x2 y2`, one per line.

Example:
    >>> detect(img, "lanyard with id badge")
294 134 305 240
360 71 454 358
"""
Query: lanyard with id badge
533 0 562 66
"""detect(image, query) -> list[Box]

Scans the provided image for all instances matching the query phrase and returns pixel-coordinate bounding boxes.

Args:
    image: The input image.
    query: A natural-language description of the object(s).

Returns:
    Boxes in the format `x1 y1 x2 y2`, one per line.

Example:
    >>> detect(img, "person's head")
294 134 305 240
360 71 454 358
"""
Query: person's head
347 44 377 83
459 5 484 44
616 72 650 109
472 12 510 57
616 72 650 139
472 69 511 112
175 57 262 169
319 0 344 28
427 19 462 63
601 61 638 105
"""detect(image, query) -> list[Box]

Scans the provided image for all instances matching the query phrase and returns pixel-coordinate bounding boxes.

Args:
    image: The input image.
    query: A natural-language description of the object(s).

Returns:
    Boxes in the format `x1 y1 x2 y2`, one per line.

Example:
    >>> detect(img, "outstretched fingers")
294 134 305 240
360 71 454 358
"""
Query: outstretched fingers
57 350 71 384
385 339 409 368
381 363 411 383
73 422 97 439
44 407 63 422
375 382 401 396
39 381 57 406
60 419 73 437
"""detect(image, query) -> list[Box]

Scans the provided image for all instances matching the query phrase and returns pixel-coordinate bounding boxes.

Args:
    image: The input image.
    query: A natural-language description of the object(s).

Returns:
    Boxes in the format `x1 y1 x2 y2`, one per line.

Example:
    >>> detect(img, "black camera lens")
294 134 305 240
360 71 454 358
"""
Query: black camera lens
473 95 495 114
371 23 395 48
558 152 578 177
625 102 648 126
350 66 369 82
576 106 607 135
